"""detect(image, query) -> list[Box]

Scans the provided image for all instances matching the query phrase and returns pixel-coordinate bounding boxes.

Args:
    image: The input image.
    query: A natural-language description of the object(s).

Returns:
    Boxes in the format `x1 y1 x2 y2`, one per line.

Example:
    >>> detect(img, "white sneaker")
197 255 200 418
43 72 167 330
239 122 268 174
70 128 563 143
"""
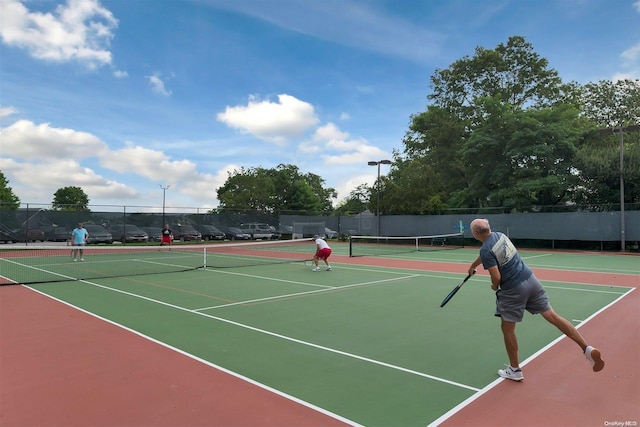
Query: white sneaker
312 267 321 272
73 259 77 262
326 266 332 271
585 346 604 372
80 258 85 262
498 365 524 381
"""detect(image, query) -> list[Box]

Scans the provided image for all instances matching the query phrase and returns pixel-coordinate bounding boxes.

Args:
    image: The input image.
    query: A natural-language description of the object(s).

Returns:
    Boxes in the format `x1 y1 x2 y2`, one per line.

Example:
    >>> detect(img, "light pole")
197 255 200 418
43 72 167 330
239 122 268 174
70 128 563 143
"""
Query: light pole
159 184 171 227
368 160 391 235
598 124 640 251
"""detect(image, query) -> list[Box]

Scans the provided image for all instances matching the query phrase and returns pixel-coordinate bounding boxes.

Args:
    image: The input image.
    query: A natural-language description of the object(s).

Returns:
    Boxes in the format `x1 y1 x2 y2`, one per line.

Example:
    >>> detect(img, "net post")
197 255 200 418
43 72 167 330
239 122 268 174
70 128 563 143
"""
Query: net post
349 236 353 257
203 246 207 268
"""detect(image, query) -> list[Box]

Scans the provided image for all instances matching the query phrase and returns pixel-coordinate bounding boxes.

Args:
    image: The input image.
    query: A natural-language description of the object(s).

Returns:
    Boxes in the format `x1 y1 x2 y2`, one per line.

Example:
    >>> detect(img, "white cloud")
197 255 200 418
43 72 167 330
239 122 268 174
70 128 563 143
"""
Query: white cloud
206 0 444 64
615 1 640 80
0 0 117 69
101 143 197 181
334 173 376 203
147 73 172 96
622 43 640 62
0 119 220 206
98 142 222 205
113 69 128 78
0 119 108 160
217 94 319 144
299 122 389 165
0 106 18 118
0 155 138 204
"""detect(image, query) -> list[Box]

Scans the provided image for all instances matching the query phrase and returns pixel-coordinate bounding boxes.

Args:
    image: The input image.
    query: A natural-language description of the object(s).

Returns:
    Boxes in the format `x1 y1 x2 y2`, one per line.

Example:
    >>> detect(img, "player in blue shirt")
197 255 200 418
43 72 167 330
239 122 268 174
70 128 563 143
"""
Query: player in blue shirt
468 218 604 381
71 223 89 261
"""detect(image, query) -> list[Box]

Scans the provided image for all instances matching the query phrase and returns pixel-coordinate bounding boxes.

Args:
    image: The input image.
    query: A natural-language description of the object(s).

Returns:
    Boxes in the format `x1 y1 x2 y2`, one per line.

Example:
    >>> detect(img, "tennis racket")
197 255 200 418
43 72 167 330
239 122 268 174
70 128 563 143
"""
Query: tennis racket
439 270 476 307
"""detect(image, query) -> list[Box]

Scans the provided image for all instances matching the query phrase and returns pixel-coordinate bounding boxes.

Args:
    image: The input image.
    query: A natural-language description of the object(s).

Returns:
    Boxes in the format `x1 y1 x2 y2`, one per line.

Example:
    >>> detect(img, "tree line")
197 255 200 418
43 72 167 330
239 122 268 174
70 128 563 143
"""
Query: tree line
2 36 639 215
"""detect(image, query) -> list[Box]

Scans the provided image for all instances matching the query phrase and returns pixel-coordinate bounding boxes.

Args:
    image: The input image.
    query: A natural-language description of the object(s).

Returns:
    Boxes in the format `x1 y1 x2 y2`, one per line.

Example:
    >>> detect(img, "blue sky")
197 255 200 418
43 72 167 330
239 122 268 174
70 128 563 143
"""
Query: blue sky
1 0 639 212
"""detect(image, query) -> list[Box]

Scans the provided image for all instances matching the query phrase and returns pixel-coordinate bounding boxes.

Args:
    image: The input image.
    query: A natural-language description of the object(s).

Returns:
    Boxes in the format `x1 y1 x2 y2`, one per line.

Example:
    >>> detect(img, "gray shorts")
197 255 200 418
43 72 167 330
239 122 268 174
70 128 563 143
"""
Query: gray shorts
495 274 551 322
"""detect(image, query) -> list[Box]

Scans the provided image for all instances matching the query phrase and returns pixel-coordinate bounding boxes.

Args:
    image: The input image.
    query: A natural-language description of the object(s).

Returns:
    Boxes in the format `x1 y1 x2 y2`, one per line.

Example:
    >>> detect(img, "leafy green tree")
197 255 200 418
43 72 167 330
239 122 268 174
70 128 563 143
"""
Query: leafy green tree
381 157 446 214
0 171 20 209
464 100 585 209
217 167 276 212
428 36 574 123
335 184 370 215
217 164 336 213
396 36 580 212
573 130 640 207
573 79 640 206
52 186 90 211
402 107 469 204
269 164 336 213
581 79 640 128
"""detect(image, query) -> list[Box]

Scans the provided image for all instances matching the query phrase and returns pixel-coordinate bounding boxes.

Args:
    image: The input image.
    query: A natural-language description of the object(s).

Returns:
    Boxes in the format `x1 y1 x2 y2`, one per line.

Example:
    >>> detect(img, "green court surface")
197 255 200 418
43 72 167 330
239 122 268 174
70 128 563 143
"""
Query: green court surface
11 245 638 426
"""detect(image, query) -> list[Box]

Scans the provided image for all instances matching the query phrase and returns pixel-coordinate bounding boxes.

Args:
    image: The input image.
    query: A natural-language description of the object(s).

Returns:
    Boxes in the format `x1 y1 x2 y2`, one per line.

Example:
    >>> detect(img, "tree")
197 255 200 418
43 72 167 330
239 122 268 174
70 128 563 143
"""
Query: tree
402 106 470 204
217 164 337 213
52 186 90 211
573 129 640 207
269 164 336 213
427 36 574 124
580 79 640 129
382 156 447 214
0 171 20 209
394 36 580 212
335 184 370 215
463 100 585 209
217 167 276 212
573 79 640 206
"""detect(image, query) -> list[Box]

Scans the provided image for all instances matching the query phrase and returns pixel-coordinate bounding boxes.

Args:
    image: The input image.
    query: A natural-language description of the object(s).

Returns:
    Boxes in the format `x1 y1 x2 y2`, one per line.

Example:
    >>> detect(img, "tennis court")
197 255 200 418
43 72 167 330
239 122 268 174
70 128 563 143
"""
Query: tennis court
1 240 638 426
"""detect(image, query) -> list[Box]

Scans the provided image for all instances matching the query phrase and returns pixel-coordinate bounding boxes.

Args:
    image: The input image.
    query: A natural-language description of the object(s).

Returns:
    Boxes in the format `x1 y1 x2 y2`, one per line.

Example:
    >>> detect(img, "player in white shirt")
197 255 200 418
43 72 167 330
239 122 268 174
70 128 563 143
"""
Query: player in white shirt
312 234 332 271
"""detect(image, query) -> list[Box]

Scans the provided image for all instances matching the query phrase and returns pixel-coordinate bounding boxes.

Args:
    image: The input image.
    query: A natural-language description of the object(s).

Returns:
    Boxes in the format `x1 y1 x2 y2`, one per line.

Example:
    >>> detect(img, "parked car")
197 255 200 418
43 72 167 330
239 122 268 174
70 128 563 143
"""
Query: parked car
324 227 339 239
225 227 251 240
84 224 113 244
46 226 69 242
197 225 226 241
239 222 273 239
0 228 15 243
172 224 202 241
269 225 281 240
141 227 163 242
278 225 293 239
109 224 149 243
13 228 46 242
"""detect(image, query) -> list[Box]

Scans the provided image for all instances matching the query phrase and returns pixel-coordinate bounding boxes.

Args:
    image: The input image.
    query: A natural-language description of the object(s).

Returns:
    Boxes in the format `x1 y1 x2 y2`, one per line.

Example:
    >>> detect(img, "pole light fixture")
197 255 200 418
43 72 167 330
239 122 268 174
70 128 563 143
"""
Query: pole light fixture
368 160 392 235
598 124 640 251
159 184 171 227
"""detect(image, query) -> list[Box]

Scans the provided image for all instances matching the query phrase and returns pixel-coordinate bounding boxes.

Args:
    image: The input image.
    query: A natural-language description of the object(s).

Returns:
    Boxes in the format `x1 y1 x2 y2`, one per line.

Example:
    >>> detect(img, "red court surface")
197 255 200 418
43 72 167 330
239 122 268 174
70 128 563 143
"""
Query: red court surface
439 284 639 427
0 285 351 427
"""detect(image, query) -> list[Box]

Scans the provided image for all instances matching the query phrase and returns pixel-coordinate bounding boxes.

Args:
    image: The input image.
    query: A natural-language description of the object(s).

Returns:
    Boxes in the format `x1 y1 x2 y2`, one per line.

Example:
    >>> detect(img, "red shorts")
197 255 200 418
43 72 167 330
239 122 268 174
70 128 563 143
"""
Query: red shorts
315 248 332 260
161 236 172 244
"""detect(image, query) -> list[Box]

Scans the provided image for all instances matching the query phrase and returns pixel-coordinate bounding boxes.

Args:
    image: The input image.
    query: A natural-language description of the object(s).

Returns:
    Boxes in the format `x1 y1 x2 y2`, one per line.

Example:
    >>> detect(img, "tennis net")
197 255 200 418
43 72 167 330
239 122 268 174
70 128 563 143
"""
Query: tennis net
349 233 465 257
0 239 313 285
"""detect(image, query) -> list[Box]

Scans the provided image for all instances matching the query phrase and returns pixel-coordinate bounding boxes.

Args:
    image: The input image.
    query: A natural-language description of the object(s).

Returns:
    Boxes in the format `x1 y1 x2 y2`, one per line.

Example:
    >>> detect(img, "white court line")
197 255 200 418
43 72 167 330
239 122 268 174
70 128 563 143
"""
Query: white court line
544 285 626 295
521 253 552 260
22 285 362 427
28 276 481 393
196 274 419 310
